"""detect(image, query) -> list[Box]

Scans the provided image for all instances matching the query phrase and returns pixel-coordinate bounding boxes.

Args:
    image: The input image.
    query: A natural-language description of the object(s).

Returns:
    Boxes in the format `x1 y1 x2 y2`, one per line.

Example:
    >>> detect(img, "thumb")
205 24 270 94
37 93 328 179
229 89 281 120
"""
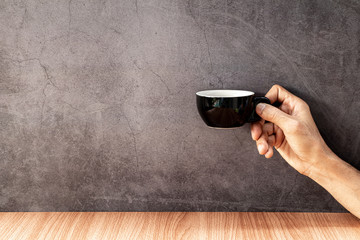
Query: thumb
256 103 291 129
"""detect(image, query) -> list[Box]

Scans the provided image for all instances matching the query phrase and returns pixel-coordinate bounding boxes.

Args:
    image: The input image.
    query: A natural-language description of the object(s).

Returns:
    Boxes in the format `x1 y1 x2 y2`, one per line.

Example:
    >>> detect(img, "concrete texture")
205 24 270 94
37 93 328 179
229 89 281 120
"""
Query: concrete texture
0 0 359 211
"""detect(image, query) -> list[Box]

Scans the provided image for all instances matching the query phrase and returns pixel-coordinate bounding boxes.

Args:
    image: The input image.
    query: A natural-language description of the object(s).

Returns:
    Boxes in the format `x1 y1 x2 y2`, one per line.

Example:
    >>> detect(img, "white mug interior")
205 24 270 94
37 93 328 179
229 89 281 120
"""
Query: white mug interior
196 90 254 98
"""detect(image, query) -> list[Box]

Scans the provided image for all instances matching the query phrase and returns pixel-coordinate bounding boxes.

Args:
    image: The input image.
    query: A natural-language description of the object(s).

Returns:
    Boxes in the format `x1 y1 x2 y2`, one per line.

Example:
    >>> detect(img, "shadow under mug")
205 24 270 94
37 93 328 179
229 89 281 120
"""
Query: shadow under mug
196 90 270 128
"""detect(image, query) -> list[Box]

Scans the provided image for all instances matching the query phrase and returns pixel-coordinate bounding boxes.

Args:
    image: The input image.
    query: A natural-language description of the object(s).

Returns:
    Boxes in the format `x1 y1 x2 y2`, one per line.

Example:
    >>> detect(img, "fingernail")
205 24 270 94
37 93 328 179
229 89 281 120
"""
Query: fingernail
256 103 266 114
258 143 265 154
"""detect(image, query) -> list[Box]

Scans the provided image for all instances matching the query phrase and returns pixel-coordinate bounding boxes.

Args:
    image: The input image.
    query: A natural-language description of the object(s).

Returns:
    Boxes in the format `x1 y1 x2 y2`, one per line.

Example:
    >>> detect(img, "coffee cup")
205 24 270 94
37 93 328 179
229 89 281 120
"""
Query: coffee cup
196 90 270 128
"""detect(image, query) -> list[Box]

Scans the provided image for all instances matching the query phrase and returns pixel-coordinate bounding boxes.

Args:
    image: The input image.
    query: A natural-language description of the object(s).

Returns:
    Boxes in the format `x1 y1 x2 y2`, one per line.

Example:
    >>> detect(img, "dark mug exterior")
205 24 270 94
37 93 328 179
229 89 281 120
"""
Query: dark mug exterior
196 90 270 128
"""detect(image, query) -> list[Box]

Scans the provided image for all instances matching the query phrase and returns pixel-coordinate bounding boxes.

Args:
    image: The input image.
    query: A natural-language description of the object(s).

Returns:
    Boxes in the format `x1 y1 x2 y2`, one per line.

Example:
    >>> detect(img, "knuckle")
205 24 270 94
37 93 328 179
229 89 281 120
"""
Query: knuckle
301 101 310 111
272 84 281 89
257 134 268 143
270 84 280 93
273 84 285 92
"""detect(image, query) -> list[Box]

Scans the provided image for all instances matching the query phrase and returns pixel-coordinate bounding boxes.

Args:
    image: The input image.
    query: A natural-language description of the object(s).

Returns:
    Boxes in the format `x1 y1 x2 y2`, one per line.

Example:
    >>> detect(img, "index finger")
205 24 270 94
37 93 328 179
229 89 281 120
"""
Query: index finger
265 84 300 104
251 122 262 140
250 119 265 141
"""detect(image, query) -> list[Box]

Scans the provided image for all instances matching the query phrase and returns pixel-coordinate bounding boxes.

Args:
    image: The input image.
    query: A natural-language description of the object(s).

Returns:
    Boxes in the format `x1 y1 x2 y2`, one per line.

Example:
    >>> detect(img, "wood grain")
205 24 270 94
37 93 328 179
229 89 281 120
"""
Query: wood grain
0 212 359 240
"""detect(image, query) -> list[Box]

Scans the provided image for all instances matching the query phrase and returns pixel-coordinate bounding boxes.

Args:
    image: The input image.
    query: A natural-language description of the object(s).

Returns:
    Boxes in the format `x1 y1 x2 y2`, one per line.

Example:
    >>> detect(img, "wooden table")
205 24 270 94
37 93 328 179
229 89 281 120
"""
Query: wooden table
0 212 359 239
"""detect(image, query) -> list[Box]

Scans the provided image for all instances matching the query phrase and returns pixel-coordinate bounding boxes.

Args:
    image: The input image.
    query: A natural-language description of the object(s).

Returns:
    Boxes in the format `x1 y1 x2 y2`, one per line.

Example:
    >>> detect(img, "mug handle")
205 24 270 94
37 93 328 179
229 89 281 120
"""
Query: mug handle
247 96 271 122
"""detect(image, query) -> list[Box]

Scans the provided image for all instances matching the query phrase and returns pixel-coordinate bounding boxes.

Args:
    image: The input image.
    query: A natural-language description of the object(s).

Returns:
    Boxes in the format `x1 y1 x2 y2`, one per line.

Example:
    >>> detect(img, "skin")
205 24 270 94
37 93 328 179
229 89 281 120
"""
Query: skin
251 85 360 219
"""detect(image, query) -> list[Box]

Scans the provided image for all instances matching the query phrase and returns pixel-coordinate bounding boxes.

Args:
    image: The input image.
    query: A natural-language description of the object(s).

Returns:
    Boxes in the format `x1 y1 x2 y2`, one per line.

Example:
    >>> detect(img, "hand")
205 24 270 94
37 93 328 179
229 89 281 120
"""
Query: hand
251 85 332 176
251 85 360 218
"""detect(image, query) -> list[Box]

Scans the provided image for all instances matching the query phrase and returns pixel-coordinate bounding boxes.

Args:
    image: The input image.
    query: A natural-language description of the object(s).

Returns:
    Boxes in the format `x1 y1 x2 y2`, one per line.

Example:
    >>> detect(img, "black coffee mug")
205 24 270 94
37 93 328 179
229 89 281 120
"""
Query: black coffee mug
196 90 270 128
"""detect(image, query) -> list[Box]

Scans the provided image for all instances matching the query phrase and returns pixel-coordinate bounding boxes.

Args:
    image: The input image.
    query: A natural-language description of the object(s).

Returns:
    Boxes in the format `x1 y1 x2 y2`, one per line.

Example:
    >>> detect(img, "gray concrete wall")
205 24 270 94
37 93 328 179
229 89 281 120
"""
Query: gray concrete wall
0 0 359 211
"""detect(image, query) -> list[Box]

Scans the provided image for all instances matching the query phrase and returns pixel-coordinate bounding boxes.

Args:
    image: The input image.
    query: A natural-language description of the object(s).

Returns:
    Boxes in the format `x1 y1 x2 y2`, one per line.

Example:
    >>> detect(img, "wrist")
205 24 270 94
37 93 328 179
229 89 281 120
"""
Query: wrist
306 147 342 183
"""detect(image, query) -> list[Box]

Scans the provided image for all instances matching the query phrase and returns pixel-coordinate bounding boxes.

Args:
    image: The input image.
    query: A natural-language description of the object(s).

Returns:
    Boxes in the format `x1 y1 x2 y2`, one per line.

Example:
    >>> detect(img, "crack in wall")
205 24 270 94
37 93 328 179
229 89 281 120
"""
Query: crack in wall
133 59 171 94
68 0 73 38
122 111 141 180
148 68 171 93
187 0 213 72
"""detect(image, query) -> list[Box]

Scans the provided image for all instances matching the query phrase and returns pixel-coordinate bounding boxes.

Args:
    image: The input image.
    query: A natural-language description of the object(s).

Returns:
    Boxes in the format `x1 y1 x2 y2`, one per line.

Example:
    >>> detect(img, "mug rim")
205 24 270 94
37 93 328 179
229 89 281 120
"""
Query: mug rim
196 89 254 98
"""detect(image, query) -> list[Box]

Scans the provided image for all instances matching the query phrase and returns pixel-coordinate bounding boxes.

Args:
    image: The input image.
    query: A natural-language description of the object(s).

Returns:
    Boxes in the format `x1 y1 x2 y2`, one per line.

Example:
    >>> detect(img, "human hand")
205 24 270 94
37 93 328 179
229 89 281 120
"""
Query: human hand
251 85 333 176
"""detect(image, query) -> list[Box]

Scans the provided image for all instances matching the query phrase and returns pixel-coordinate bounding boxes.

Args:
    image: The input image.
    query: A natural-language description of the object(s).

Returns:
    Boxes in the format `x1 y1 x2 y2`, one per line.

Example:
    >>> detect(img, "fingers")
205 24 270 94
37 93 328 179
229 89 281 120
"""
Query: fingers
252 85 299 159
254 123 283 158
